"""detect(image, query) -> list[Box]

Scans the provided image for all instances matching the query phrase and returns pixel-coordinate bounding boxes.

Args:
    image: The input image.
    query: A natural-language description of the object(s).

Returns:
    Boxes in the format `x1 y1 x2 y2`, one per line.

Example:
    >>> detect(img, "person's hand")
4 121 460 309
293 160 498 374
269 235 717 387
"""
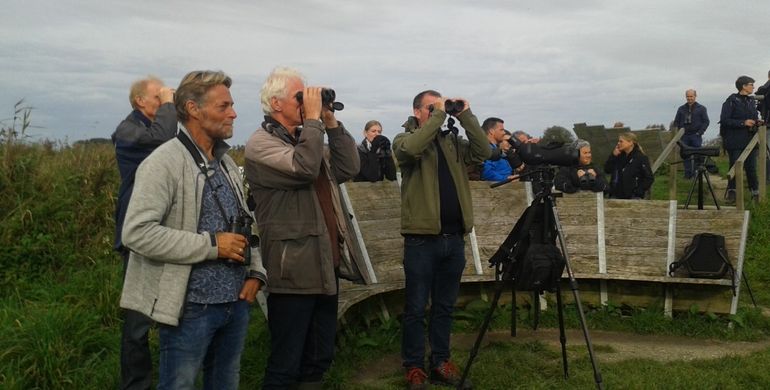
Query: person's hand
160 87 175 104
506 174 520 181
239 278 262 304
577 169 586 178
612 145 621 156
321 107 338 129
587 168 596 176
526 137 540 144
216 232 248 262
431 98 446 113
745 119 757 127
302 87 323 121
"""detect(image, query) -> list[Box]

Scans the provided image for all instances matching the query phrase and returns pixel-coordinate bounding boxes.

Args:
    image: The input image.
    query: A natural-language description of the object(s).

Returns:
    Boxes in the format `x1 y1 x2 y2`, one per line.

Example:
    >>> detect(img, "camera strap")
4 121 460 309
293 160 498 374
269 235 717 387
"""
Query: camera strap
176 131 234 224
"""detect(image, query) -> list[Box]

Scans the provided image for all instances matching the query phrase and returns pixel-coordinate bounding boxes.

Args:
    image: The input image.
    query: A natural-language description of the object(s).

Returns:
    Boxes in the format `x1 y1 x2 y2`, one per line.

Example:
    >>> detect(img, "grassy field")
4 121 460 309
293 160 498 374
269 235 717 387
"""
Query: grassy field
1 140 769 389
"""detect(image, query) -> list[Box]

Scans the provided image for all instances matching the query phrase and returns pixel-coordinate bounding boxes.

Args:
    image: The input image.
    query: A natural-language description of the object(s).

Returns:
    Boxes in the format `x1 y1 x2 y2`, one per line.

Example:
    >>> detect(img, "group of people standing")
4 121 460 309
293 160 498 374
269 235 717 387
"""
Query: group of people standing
113 69 490 390
111 68 768 390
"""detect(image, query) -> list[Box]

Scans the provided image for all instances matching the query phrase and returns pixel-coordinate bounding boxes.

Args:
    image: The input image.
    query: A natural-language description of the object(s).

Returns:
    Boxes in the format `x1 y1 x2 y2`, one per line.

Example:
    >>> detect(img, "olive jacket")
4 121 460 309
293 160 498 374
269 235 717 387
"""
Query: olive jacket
393 109 491 235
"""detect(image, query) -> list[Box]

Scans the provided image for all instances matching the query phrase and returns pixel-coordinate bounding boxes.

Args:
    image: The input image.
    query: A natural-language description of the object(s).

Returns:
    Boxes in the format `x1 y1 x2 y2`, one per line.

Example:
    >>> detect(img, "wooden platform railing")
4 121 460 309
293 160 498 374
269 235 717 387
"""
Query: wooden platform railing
337 181 749 319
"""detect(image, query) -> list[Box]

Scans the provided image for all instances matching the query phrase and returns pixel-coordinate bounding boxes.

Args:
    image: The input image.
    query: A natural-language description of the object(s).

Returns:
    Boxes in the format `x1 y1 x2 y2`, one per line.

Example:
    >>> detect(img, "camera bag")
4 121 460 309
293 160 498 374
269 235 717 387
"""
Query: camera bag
514 243 565 293
669 233 735 292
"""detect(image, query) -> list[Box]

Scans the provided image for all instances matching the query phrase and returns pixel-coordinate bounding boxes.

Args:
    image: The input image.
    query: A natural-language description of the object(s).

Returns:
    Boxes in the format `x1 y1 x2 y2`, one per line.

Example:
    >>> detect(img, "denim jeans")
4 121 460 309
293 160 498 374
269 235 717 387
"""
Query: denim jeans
262 292 338 389
157 300 250 390
681 133 703 178
120 250 153 390
401 234 466 369
727 147 758 192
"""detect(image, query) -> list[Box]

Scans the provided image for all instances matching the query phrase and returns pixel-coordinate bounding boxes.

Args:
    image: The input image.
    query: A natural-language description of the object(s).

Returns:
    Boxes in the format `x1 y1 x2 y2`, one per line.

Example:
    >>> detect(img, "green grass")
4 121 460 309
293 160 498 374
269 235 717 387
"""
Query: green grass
2 142 770 388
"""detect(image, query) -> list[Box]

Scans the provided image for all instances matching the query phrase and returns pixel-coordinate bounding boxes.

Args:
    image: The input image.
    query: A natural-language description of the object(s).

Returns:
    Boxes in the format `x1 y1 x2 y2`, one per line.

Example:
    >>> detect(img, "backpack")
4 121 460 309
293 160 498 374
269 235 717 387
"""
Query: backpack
514 243 565 293
669 233 735 291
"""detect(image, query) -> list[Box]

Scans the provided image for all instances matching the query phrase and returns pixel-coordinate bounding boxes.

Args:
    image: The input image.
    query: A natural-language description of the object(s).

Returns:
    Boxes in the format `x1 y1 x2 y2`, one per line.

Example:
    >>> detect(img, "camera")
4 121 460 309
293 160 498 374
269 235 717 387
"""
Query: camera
444 99 465 116
226 213 257 266
507 137 579 167
579 170 596 187
677 141 720 159
295 88 345 112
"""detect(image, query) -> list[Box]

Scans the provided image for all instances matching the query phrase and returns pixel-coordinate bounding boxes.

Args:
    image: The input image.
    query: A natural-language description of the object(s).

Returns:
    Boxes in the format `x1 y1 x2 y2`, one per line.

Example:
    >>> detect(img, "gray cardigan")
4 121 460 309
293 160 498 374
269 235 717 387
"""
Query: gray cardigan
119 125 266 326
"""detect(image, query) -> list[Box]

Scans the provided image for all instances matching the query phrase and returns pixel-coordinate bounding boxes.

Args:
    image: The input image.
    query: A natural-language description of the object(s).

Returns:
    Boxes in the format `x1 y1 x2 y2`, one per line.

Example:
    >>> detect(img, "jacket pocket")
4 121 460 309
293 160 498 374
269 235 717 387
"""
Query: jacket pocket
265 235 325 290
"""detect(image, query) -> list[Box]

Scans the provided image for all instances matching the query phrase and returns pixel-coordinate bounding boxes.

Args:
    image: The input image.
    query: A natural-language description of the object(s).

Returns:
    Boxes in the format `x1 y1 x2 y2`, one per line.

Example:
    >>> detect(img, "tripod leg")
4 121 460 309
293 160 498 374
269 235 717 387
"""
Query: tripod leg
459 277 510 389
742 271 758 308
684 173 698 209
550 199 605 390
511 287 517 337
556 282 569 379
702 169 721 210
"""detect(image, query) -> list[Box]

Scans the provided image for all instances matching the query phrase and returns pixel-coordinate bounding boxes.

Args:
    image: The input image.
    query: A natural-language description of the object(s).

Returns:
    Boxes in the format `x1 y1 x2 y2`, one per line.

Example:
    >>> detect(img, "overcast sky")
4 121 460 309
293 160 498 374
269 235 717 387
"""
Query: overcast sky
2 0 769 145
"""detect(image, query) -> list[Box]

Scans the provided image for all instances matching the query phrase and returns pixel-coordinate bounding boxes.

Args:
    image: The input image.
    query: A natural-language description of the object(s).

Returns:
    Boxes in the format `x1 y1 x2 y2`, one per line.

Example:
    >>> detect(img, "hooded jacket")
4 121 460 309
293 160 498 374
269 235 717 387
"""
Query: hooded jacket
244 118 363 295
393 109 490 234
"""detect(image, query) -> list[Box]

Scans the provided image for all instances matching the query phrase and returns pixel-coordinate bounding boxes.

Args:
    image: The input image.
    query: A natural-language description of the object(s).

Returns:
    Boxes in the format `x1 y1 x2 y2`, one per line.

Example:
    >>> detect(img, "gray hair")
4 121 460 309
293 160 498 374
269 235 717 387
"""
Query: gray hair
572 138 590 151
260 67 305 115
129 75 163 110
175 70 232 123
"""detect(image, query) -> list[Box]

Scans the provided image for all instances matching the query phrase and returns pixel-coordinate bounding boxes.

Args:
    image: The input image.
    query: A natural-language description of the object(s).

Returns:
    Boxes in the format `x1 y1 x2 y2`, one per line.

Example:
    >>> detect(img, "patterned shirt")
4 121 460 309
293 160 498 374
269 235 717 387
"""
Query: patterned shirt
186 160 246 304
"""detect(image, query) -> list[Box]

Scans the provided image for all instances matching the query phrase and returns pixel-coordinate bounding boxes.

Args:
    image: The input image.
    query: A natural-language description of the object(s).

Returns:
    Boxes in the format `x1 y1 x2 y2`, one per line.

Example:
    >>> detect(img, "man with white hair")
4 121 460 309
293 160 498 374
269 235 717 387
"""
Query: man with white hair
112 75 175 390
244 67 360 389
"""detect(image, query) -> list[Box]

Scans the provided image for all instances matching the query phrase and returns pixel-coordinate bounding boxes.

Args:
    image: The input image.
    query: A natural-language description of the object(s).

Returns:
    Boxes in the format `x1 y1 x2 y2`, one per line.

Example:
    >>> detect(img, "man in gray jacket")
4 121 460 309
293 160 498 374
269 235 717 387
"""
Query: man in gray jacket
112 75 176 390
120 70 266 390
244 67 360 389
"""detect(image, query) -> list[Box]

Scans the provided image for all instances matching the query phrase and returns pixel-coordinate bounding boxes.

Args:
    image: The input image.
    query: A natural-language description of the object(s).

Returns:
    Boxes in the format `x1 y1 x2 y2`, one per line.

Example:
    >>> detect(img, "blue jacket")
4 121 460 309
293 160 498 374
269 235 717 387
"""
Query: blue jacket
674 102 709 135
719 93 758 150
481 143 513 181
112 103 177 251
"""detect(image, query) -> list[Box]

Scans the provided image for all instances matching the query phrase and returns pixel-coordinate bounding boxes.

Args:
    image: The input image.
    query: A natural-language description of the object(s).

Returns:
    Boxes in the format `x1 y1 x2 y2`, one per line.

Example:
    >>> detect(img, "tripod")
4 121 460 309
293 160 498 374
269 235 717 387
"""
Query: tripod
683 155 720 210
458 169 603 389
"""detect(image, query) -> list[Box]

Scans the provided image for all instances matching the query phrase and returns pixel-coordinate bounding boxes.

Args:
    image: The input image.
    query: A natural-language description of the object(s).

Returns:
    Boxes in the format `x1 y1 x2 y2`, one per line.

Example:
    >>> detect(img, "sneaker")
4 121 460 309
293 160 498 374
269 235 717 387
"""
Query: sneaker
405 367 428 390
430 360 472 389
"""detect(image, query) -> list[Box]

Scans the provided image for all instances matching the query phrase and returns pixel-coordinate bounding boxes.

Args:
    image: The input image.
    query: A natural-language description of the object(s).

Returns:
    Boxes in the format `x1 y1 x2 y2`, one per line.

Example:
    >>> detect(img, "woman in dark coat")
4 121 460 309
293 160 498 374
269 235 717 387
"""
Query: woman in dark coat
554 139 607 193
604 132 654 199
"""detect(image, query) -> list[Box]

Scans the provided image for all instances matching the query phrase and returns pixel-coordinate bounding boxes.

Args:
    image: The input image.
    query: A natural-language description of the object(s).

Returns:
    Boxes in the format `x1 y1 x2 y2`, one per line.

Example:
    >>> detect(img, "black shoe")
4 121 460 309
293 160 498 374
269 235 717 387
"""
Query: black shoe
430 360 472 389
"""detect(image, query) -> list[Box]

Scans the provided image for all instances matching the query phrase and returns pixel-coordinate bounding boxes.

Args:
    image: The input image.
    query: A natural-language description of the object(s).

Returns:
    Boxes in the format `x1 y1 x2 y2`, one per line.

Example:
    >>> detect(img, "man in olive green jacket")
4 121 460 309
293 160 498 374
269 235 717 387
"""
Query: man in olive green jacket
393 90 490 389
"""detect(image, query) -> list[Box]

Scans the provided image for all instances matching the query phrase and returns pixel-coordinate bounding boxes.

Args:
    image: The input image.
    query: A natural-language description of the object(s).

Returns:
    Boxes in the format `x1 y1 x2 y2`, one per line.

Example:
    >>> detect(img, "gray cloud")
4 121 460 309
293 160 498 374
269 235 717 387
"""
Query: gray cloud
1 0 769 144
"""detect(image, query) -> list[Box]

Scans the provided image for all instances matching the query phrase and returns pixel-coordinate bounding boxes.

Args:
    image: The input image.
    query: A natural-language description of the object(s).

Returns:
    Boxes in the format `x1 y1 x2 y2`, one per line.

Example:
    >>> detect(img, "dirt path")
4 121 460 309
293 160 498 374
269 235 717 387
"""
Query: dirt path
352 328 770 386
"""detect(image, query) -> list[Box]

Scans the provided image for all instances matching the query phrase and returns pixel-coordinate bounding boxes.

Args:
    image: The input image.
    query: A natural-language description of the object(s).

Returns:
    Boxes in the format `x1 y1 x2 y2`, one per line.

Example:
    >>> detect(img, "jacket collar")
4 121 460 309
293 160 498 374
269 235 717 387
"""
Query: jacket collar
262 115 301 145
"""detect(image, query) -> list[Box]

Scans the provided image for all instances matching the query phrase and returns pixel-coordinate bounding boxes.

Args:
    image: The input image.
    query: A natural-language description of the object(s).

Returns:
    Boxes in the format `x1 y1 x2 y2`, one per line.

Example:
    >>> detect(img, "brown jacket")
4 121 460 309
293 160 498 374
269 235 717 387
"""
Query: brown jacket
244 118 363 295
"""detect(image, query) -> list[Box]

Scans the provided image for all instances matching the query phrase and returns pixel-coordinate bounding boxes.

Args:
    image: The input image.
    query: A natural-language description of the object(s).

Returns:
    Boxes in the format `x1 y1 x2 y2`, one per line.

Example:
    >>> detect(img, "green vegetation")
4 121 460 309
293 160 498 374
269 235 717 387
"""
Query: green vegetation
2 115 770 388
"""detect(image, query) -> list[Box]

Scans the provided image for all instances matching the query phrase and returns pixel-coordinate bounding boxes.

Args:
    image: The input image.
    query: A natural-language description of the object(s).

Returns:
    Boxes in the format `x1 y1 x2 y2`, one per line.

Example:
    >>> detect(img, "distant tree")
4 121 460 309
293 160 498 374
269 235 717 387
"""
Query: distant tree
645 124 666 130
541 125 575 145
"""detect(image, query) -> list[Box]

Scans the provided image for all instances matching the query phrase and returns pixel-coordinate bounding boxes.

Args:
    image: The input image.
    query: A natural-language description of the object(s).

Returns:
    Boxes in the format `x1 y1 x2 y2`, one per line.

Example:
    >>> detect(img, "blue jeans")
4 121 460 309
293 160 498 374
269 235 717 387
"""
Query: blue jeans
401 234 466 369
727 147 758 192
262 292 338 389
157 300 250 390
681 133 703 178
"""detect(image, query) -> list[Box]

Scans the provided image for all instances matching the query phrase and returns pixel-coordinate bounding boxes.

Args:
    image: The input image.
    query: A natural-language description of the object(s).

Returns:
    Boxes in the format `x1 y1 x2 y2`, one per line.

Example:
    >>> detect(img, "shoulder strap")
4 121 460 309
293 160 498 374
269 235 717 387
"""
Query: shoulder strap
177 131 208 175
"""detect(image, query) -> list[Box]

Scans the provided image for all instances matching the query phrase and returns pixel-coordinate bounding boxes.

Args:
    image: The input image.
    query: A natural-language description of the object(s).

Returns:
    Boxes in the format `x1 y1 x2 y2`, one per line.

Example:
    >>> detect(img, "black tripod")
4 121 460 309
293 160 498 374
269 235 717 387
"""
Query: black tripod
683 155 720 210
458 169 603 389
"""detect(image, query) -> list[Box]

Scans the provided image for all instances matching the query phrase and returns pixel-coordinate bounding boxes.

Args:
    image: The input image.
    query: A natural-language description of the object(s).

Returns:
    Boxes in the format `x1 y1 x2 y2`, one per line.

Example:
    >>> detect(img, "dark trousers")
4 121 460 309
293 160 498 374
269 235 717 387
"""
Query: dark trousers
727 147 758 192
401 234 466 369
262 292 338 389
120 251 154 390
681 133 703 178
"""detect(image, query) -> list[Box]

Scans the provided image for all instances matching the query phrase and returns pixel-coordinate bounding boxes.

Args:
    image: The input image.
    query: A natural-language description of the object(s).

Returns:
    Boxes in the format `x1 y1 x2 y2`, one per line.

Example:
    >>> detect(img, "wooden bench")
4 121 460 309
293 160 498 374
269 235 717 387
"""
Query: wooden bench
336 179 749 319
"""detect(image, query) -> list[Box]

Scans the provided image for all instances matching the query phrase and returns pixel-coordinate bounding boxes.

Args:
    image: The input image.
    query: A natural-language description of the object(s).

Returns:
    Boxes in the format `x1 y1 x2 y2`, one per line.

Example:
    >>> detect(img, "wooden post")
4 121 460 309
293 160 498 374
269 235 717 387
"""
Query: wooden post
757 125 768 202
736 160 744 210
669 144 679 201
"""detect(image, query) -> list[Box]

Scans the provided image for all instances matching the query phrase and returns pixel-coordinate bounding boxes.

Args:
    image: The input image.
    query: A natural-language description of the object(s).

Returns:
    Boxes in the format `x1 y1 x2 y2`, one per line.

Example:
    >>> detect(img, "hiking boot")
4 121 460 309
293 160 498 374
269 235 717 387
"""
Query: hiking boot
405 367 427 390
430 360 472 389
751 190 760 202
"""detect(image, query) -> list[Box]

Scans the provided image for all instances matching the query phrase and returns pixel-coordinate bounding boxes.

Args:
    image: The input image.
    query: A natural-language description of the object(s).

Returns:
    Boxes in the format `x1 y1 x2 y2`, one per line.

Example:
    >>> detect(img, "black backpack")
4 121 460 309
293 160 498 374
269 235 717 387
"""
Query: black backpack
514 243 565 293
669 233 735 291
